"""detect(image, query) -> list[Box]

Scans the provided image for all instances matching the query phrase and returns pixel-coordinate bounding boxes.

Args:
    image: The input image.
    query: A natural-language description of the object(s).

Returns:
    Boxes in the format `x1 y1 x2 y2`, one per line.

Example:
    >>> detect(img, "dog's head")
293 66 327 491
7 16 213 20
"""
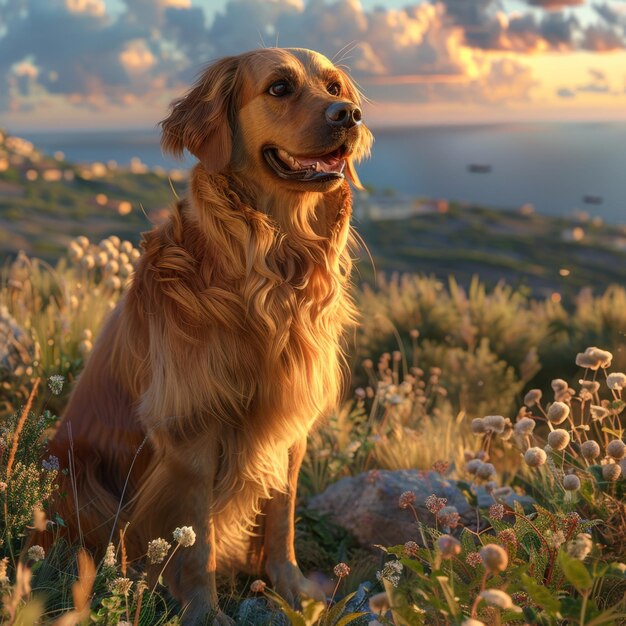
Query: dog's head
160 48 373 192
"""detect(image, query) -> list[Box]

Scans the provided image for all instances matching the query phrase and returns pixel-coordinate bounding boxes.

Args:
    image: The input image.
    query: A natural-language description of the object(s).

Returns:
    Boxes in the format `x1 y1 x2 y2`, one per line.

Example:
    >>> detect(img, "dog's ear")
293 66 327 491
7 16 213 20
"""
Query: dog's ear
160 56 241 173
336 67 373 190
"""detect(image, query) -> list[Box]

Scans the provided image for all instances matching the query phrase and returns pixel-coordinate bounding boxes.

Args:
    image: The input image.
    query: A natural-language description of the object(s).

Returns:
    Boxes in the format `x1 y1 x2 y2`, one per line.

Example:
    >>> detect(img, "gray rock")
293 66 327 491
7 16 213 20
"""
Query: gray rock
235 598 288 625
308 470 476 549
475 485 535 512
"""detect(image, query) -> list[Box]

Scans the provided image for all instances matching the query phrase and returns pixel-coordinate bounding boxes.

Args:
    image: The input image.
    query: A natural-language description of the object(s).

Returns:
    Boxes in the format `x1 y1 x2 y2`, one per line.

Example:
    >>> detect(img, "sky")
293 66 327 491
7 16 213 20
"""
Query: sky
2 0 626 130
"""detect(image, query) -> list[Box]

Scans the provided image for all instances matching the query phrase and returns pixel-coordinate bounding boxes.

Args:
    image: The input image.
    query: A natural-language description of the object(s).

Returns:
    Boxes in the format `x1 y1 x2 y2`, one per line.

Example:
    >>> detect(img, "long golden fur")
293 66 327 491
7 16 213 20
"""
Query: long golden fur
40 48 372 624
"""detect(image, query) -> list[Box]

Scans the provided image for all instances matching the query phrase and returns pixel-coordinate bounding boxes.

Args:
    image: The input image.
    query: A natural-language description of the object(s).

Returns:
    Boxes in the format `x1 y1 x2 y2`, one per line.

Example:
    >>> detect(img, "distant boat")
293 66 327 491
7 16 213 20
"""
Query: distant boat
467 164 492 174
583 195 603 205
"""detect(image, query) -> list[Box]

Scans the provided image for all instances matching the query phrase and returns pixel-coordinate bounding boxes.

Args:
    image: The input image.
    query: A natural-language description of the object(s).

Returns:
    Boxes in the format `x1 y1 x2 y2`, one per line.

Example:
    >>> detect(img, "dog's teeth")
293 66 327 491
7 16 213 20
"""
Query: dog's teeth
277 149 300 170
313 162 319 172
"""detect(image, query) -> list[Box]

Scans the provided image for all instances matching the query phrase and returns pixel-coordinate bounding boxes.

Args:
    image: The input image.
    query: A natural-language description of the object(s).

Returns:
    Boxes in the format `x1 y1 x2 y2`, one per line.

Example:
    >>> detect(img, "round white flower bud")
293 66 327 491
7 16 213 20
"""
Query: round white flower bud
602 463 622 482
551 378 569 393
465 459 483 475
563 474 581 491
607 372 626 391
524 447 547 468
547 429 570 451
581 440 601 460
607 440 625 460
514 417 536 437
524 389 542 407
479 589 518 610
479 544 508 573
484 415 505 434
476 462 496 480
437 535 461 559
471 418 487 434
547 401 570 425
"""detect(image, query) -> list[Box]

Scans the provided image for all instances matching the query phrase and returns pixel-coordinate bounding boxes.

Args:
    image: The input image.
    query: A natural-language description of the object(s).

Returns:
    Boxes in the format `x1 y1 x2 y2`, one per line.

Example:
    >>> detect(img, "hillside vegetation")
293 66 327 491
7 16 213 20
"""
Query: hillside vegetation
0 131 625 624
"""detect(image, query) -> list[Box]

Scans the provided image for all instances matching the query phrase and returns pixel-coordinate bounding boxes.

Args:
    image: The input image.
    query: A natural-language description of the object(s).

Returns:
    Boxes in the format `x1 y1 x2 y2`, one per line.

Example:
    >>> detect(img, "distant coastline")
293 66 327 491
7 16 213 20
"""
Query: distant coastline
2 128 626 302
20 121 626 225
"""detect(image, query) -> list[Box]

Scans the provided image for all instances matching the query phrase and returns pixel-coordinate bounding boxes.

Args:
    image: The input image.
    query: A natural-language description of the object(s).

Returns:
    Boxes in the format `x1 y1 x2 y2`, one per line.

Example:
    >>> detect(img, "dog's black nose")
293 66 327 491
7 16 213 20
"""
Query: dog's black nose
325 102 362 128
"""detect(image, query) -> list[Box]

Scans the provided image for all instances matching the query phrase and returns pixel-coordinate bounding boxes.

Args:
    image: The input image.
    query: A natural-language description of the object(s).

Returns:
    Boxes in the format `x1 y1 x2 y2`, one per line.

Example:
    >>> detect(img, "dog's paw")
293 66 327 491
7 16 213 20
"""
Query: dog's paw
180 596 235 626
212 611 235 626
266 560 326 606
180 608 235 626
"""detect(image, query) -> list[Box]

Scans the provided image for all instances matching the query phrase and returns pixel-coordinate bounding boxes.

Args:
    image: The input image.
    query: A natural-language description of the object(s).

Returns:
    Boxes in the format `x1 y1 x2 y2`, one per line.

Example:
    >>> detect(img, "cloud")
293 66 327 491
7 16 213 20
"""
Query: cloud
436 0 587 52
594 2 623 25
526 0 584 8
582 24 624 49
0 0 624 116
0 0 196 112
557 65 617 97
557 86 577 97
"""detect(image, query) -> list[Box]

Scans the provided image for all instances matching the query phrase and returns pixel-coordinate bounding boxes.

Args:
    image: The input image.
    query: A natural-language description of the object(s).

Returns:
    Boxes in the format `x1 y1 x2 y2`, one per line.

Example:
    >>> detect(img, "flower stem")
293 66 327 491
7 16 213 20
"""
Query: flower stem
150 544 181 595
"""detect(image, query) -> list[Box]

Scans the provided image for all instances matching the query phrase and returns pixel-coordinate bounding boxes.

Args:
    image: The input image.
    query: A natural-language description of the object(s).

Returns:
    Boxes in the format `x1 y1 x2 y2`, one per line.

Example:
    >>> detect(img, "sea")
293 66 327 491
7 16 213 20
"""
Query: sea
21 122 626 224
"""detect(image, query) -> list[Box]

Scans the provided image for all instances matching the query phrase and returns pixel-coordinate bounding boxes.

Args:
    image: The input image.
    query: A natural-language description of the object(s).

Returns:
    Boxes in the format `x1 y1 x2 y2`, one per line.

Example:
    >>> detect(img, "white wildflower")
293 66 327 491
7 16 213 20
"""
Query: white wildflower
607 440 625 460
110 577 132 596
547 402 570 425
545 529 566 549
524 447 547 468
104 543 116 568
567 533 593 560
479 589 522 612
581 440 601 459
147 538 171 564
376 560 403 587
47 375 65 395
173 526 196 547
27 545 45 562
607 372 626 391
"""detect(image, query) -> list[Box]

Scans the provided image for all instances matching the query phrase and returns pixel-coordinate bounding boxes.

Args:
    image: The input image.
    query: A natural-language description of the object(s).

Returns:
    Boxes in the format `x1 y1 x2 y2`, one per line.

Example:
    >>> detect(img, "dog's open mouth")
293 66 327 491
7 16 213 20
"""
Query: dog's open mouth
264 146 347 182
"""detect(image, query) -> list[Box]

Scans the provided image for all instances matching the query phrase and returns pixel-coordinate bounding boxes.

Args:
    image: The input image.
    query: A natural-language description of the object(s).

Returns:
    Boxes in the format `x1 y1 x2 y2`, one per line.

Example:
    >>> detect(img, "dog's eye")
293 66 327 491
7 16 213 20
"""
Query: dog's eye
268 81 290 97
327 82 341 97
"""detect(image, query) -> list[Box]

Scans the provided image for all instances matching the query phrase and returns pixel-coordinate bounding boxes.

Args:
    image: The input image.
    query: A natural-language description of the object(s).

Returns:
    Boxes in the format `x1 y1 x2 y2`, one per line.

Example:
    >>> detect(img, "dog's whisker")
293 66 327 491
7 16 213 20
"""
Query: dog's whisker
257 28 267 49
332 40 358 64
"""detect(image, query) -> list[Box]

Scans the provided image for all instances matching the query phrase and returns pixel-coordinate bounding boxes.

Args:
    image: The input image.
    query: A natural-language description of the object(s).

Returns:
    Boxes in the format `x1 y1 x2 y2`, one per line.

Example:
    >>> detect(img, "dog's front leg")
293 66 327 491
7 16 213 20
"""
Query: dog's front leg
138 443 234 625
175 511 234 626
263 436 326 605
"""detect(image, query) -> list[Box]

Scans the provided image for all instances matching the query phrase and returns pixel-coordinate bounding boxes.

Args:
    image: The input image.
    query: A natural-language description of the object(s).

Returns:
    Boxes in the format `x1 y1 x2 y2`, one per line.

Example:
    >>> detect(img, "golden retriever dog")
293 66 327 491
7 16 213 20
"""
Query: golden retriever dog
42 47 372 624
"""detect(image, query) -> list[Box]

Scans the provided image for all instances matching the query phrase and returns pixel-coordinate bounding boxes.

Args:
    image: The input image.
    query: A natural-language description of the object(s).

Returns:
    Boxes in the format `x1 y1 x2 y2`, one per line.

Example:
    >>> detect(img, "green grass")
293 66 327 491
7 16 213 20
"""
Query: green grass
1 130 625 625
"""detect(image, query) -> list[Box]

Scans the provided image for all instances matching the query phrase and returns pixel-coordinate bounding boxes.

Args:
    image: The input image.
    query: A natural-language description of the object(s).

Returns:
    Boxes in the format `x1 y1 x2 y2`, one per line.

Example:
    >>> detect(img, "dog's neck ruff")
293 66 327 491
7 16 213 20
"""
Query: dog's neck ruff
132 163 357 434
123 164 358 546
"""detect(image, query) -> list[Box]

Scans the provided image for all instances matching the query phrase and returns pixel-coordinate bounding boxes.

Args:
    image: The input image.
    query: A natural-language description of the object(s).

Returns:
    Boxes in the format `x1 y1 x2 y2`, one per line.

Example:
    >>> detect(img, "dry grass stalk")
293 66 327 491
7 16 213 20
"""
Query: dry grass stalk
5 378 41 480
52 549 95 626
119 528 128 577
2 562 33 625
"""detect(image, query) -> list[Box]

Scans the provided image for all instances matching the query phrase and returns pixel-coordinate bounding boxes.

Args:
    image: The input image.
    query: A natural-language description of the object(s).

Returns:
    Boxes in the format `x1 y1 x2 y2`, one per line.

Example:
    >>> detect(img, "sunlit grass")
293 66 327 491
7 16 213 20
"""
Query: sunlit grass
1 247 625 625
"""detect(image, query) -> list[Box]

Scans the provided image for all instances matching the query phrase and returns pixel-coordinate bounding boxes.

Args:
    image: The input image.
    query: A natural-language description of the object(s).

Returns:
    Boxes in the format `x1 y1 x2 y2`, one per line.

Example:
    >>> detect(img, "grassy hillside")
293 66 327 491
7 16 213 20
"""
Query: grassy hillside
357 203 626 299
2 130 626 304
0 131 625 625
0 130 185 259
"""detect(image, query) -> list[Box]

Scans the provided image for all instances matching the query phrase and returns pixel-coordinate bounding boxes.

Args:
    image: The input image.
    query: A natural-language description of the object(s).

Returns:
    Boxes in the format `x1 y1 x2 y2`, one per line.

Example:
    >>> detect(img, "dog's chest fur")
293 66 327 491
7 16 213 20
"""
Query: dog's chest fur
125 171 355 448
116 172 356 547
